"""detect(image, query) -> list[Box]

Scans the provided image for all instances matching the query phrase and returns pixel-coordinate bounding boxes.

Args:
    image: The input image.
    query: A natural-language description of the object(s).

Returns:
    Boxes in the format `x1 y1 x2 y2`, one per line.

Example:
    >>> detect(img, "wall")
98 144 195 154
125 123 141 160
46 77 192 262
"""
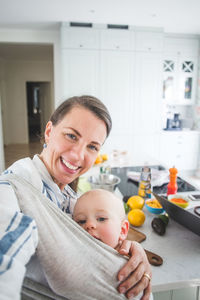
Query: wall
0 27 61 147
0 27 61 106
2 59 54 144
0 59 5 170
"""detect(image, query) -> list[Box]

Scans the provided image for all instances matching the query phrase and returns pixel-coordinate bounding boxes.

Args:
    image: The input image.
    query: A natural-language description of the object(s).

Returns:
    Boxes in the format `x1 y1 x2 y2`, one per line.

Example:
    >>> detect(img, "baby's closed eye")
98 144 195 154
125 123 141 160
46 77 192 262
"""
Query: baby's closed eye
76 219 86 225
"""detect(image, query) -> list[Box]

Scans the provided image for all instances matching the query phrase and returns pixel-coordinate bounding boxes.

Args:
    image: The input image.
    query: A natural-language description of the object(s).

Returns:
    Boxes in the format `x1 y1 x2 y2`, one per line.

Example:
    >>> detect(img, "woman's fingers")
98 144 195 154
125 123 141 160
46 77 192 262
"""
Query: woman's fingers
126 273 151 299
117 241 148 281
118 266 151 299
117 240 152 299
140 281 152 300
118 261 145 296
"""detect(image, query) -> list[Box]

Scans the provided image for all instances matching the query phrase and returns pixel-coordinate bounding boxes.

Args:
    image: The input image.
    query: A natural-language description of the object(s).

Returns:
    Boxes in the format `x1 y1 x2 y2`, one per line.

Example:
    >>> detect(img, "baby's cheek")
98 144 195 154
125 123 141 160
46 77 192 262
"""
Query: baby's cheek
101 227 120 248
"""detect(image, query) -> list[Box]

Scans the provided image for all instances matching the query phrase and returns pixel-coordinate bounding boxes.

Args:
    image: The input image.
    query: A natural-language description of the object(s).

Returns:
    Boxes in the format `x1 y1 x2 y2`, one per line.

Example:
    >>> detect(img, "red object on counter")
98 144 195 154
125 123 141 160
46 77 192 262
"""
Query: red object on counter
167 167 178 195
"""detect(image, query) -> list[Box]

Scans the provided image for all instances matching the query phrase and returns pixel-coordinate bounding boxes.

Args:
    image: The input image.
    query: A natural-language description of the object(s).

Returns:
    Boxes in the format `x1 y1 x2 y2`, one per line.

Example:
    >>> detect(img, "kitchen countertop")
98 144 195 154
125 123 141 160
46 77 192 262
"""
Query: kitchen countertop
132 199 200 292
84 163 200 292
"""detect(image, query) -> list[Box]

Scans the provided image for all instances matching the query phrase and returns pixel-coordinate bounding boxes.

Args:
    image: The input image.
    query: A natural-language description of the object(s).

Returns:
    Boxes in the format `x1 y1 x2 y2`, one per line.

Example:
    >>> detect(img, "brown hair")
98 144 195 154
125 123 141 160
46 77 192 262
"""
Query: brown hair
50 95 112 137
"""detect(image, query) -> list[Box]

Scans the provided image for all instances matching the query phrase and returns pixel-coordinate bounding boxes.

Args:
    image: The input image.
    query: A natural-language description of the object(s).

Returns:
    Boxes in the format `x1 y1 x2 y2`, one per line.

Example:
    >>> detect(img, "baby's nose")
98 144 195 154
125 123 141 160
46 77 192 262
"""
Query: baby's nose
86 220 96 230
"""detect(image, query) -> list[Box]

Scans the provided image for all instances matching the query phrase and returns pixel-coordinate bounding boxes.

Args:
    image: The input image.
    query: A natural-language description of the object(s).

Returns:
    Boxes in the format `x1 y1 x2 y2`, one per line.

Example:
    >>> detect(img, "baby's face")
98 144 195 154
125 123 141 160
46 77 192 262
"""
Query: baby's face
73 190 127 248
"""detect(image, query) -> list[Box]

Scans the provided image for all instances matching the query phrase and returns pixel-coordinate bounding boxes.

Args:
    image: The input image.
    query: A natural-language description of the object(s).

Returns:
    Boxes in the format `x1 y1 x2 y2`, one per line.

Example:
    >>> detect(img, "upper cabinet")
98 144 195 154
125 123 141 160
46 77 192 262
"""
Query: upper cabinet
61 26 100 49
100 28 134 50
162 37 199 105
135 31 164 52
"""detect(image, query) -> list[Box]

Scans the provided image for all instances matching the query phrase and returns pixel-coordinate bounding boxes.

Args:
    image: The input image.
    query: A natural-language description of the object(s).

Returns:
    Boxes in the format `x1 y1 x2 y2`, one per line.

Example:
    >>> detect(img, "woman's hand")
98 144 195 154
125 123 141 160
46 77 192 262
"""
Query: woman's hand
117 240 152 300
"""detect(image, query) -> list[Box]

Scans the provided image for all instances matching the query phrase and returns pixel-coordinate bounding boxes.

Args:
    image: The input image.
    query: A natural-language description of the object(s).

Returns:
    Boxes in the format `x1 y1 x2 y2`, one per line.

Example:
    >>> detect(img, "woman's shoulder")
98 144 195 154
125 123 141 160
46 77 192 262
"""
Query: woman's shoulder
1 156 43 190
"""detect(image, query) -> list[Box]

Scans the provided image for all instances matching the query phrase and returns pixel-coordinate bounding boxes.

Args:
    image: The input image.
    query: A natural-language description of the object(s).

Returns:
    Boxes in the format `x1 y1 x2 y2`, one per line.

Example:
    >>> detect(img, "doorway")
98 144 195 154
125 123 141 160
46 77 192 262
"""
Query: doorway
26 81 51 143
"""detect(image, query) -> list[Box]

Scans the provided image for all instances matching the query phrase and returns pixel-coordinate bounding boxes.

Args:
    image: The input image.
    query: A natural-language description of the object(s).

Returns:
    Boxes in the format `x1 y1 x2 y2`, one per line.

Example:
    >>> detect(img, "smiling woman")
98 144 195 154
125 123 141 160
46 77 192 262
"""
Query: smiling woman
40 105 108 190
0 95 152 300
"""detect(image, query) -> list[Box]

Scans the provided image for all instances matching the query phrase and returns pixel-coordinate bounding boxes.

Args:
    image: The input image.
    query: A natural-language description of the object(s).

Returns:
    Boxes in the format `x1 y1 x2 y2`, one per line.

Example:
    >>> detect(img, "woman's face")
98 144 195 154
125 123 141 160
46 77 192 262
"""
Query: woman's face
40 106 107 190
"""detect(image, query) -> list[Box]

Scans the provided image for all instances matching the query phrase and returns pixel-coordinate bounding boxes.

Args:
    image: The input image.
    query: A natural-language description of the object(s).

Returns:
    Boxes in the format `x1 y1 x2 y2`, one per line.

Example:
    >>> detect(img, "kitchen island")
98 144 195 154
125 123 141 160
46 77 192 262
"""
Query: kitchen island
136 202 200 293
84 163 200 299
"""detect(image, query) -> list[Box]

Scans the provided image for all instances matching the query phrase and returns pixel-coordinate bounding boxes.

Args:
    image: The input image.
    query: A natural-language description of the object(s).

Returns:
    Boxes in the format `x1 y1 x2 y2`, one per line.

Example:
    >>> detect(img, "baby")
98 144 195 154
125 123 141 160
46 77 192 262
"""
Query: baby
73 189 129 249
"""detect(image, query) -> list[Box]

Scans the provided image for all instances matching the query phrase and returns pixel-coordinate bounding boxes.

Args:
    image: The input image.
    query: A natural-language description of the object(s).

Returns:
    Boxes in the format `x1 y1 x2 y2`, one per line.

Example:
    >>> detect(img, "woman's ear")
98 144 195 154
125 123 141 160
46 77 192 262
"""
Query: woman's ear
119 220 129 242
44 121 53 144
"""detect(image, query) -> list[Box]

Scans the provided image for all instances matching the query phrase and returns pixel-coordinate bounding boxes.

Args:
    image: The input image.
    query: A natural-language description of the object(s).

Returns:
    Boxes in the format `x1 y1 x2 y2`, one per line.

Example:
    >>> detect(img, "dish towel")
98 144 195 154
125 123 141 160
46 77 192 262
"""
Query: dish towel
2 173 144 300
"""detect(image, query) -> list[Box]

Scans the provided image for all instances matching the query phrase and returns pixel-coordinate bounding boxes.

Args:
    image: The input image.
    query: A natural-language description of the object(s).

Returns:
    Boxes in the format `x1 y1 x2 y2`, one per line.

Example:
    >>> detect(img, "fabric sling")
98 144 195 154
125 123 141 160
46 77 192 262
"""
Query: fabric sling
1 173 142 300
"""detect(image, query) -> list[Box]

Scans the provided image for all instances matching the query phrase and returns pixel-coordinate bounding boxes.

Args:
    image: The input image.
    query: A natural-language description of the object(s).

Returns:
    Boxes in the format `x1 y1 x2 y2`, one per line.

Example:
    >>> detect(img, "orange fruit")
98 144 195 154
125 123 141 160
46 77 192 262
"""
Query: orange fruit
101 154 108 161
127 195 144 210
128 209 145 227
94 154 103 164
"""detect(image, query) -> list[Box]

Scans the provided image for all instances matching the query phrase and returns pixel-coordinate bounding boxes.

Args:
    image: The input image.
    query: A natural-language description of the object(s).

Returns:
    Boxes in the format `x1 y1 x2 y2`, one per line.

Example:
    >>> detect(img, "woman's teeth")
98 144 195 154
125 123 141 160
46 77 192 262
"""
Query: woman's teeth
61 158 78 170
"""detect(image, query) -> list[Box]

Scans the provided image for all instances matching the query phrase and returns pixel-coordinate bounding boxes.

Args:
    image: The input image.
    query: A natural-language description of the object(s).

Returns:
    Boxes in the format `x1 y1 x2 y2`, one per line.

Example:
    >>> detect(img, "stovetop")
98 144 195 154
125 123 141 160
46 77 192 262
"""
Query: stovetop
111 165 197 198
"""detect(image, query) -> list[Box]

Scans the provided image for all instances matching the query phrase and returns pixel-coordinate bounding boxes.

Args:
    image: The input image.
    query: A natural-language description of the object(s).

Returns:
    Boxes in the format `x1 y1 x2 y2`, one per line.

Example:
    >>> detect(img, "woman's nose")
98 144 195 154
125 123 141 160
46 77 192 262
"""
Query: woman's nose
70 143 85 161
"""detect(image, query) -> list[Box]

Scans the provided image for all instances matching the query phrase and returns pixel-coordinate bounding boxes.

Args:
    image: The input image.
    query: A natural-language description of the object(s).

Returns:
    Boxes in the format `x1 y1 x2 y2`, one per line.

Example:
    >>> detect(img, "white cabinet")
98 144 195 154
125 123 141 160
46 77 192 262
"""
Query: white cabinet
61 49 100 98
100 29 134 50
135 31 164 52
99 50 133 137
162 37 199 105
60 26 164 164
159 131 200 170
133 51 162 134
61 27 100 49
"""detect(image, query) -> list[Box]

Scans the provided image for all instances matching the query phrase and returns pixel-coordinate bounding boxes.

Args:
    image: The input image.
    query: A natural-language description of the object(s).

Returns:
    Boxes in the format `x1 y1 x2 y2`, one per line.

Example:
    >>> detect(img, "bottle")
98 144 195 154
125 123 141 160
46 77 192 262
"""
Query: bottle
167 166 178 195
138 166 151 198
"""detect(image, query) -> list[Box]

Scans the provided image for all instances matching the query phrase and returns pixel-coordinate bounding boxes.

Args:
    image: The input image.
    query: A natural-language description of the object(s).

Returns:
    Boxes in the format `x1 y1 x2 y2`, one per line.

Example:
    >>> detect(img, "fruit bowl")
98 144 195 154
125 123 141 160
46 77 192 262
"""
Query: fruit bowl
87 174 121 192
168 194 189 208
145 198 164 214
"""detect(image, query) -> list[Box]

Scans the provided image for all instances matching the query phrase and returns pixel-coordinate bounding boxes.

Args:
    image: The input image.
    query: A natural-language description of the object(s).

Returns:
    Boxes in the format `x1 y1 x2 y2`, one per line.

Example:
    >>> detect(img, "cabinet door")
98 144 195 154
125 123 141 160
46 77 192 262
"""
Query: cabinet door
99 50 133 151
133 52 162 134
61 27 100 49
177 55 198 104
159 132 199 170
100 29 132 50
162 55 178 102
135 31 164 52
61 49 100 98
164 37 199 56
163 37 199 104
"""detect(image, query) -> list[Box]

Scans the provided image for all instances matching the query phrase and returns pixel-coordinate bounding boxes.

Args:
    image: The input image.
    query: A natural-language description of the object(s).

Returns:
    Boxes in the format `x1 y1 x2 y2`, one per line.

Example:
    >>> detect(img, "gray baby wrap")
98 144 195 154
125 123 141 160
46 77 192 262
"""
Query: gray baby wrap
3 173 143 300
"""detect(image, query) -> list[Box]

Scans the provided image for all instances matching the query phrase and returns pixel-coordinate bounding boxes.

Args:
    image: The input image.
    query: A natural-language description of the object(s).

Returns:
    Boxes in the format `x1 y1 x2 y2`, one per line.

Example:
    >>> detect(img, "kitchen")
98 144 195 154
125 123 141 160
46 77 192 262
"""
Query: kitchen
0 0 200 299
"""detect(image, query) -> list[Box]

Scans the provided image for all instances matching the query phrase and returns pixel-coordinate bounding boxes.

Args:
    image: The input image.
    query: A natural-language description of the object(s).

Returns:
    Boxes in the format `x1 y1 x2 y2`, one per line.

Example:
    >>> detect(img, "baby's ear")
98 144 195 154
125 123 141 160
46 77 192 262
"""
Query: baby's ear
119 220 129 241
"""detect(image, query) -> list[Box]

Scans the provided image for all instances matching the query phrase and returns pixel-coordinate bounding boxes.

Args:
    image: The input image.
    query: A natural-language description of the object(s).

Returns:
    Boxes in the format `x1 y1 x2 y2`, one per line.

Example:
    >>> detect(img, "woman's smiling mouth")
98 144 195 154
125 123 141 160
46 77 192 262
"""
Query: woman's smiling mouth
61 157 79 171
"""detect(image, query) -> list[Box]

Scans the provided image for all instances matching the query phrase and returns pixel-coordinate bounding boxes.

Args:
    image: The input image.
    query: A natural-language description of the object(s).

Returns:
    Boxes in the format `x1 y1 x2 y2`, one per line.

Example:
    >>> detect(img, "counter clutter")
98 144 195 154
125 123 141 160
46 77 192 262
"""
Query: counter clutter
111 165 200 293
83 163 200 293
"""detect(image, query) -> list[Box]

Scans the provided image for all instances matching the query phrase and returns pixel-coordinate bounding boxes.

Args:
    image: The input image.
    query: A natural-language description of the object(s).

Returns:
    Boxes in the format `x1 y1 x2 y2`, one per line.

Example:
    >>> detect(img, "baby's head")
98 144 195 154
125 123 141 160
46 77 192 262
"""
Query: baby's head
73 189 129 249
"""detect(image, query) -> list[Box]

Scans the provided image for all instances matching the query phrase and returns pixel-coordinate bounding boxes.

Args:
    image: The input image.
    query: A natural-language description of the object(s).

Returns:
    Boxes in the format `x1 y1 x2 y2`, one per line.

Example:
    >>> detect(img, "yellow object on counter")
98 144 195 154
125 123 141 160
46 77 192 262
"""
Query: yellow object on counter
127 195 144 210
94 153 108 164
146 198 163 209
128 209 146 227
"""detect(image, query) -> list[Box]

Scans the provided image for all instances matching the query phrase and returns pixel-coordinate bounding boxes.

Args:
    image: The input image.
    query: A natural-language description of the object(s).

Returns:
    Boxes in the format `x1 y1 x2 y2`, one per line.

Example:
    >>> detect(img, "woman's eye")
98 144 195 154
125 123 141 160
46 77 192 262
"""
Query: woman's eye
97 217 107 222
66 133 77 140
88 144 98 152
77 220 86 225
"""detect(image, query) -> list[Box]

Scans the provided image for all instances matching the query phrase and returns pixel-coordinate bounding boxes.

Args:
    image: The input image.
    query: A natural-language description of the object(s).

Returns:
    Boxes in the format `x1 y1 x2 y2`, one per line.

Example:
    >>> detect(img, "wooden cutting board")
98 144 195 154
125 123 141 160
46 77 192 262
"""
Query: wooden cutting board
127 226 163 266
127 226 146 243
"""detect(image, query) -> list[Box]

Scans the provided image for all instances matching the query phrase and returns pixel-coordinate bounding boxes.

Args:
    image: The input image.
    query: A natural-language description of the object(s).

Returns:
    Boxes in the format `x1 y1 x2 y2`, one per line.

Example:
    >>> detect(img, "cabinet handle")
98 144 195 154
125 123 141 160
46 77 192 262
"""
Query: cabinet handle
148 47 152 51
116 46 120 49
79 44 83 48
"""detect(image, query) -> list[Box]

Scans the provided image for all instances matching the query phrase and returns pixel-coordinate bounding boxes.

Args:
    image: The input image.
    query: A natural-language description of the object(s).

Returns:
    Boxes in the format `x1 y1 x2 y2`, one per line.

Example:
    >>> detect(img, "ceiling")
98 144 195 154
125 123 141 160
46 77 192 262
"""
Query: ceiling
0 0 200 35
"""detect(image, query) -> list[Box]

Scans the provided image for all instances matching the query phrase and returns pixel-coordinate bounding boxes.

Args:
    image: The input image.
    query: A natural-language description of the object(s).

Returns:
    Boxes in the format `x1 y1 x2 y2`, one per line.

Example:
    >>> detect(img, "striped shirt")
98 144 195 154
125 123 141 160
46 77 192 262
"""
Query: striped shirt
0 155 77 300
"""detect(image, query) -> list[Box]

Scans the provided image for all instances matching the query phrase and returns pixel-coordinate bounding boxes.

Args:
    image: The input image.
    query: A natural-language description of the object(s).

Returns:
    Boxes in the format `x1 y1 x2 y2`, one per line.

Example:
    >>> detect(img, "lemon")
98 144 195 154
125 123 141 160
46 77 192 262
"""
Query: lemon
94 154 103 164
127 195 144 210
128 209 146 227
101 154 108 161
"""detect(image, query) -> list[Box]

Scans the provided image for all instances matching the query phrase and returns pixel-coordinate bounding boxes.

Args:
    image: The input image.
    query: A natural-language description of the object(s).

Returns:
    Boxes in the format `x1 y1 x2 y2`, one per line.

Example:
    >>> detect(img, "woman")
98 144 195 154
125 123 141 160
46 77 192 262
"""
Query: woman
0 95 151 300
